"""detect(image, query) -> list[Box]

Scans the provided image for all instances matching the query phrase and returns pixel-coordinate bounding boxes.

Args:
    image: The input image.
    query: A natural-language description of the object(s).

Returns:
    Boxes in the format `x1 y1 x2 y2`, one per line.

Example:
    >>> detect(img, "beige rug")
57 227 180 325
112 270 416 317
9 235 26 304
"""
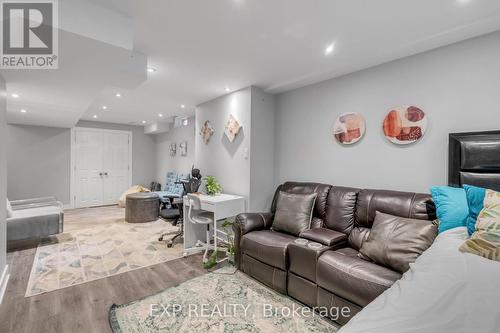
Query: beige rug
26 215 184 297
110 266 339 332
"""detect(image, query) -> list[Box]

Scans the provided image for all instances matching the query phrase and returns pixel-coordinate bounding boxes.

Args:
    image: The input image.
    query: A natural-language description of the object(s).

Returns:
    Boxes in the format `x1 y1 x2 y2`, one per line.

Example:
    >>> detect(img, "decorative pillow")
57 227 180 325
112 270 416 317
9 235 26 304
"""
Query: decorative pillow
6 199 13 218
430 186 469 233
463 185 487 236
359 211 438 273
460 189 500 261
272 191 317 236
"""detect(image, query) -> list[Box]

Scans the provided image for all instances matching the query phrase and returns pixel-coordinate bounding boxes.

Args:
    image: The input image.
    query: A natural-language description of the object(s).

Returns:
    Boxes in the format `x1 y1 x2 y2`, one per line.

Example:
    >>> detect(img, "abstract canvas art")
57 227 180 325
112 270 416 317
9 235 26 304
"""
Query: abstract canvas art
200 120 215 144
383 106 428 145
224 114 242 142
333 112 366 145
179 141 187 156
169 143 176 156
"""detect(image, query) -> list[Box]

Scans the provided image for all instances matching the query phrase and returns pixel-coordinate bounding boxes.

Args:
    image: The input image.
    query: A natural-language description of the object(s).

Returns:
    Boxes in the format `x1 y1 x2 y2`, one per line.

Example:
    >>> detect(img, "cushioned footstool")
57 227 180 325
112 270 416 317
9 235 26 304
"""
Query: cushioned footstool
125 193 160 223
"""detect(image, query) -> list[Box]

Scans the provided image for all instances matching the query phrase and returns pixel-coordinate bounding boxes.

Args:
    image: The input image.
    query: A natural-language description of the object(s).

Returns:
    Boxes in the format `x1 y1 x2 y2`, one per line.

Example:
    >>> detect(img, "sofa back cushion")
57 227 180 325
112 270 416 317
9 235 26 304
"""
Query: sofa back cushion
272 191 317 236
271 182 331 228
324 186 360 234
350 189 436 250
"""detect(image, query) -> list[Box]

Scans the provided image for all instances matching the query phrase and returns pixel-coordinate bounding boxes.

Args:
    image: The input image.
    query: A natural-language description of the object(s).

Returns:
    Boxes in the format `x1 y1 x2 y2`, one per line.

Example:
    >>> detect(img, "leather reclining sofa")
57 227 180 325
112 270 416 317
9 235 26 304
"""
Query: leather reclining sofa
233 182 436 325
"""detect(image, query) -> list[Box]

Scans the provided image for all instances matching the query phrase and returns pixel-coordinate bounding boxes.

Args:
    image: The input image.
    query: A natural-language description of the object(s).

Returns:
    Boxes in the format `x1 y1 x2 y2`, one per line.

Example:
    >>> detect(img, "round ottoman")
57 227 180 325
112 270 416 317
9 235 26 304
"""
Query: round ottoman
125 192 160 223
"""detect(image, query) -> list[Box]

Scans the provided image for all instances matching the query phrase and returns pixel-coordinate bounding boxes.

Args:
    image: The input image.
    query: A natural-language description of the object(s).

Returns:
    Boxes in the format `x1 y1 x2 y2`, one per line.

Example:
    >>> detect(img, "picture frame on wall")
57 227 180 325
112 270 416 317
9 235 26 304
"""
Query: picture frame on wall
179 141 187 156
170 143 177 156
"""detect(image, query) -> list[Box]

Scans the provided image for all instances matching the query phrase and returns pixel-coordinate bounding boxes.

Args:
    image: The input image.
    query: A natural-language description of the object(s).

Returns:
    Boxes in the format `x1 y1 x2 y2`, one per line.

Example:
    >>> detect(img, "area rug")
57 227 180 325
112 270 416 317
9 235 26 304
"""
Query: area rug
26 219 183 297
109 266 338 333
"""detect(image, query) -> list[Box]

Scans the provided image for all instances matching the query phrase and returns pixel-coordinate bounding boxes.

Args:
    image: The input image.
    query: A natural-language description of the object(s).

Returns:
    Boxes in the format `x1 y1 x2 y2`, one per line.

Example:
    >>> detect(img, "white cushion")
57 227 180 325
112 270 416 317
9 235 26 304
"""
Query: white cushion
6 199 13 218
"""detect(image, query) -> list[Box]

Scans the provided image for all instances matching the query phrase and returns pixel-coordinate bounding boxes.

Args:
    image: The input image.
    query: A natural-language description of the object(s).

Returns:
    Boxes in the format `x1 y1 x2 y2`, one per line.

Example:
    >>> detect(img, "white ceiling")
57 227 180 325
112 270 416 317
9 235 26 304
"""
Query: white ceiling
4 0 500 128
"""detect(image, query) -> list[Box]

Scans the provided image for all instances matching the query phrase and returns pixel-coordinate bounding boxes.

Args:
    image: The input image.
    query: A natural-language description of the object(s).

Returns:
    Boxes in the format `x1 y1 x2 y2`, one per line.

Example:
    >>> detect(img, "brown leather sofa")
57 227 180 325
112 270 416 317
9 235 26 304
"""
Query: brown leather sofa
233 182 436 325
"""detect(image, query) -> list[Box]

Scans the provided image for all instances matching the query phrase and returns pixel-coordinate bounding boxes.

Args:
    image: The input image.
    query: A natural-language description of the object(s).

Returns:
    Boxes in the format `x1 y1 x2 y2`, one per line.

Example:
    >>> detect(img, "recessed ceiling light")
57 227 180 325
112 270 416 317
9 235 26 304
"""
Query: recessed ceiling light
457 0 471 4
141 120 147 124
224 87 230 92
20 109 27 113
93 115 98 119
115 93 121 98
102 106 108 110
147 67 156 73
158 113 163 117
325 43 335 56
181 104 185 108
11 93 19 98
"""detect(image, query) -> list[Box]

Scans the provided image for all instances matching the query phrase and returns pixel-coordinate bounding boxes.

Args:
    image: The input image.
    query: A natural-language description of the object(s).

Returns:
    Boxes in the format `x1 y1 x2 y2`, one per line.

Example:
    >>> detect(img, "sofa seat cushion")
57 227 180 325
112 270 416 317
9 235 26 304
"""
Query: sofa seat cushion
241 230 297 270
317 248 402 307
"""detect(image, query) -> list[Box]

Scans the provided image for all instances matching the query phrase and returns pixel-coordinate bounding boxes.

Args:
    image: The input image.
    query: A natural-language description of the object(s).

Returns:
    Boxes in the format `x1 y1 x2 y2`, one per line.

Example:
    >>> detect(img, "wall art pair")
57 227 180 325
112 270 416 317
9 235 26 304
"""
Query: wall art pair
199 114 242 144
170 141 188 156
333 106 428 146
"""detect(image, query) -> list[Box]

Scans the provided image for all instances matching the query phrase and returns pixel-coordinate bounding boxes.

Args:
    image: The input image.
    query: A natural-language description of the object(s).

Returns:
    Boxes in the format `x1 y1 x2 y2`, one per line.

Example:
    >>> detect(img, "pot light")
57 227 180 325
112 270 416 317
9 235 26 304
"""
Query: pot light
20 109 27 113
457 0 471 4
115 93 121 98
147 67 156 73
224 87 231 92
141 120 147 124
11 93 19 98
93 115 98 119
158 113 163 118
181 104 185 108
102 106 108 110
325 43 335 56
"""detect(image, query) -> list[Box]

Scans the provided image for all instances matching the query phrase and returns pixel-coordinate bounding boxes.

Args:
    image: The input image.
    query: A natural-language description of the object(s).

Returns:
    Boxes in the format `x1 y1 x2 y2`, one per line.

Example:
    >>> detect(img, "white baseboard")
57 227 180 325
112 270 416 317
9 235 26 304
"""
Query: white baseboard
0 265 10 305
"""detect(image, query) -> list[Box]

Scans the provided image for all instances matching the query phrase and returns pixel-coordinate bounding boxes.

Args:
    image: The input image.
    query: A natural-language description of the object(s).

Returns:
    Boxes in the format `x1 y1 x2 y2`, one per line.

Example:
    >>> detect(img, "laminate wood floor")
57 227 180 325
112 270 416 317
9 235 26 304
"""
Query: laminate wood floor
1 206 211 333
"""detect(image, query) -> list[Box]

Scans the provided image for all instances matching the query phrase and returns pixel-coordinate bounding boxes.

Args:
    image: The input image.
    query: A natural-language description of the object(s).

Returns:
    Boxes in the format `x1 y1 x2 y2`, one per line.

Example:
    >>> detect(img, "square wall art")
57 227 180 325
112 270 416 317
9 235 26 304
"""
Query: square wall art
224 114 241 143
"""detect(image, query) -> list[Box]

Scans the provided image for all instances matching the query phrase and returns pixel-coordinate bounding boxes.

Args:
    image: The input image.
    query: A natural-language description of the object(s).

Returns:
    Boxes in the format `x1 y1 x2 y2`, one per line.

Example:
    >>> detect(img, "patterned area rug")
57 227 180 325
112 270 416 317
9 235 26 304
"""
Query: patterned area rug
26 218 183 297
109 267 339 333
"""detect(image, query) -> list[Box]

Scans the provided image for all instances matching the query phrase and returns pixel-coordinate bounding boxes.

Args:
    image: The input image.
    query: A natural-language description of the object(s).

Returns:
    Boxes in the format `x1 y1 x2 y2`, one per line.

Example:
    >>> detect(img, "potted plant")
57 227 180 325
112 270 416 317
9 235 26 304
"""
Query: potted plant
204 176 222 196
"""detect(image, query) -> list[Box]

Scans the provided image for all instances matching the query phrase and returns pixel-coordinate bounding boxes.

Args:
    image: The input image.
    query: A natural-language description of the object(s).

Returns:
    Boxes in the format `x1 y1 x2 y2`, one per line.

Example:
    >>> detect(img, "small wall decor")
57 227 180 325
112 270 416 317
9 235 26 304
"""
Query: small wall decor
179 141 187 156
200 120 215 144
224 114 242 143
333 112 366 145
383 106 428 145
169 143 177 156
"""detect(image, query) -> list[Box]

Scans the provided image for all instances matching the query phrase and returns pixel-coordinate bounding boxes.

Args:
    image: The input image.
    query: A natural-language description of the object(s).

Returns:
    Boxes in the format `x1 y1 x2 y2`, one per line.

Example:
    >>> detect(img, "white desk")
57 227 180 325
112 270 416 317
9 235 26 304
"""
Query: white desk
183 193 245 257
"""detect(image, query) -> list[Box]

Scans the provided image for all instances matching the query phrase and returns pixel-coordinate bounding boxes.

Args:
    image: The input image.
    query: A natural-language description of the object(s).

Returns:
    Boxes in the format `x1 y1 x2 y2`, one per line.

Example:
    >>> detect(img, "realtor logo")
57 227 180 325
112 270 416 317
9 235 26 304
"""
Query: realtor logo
1 0 58 69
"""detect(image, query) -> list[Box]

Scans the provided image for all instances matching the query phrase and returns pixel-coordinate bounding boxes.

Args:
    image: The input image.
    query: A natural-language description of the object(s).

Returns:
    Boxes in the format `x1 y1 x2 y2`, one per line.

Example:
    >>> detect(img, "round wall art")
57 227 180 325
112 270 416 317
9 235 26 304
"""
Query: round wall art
333 112 366 145
383 106 427 145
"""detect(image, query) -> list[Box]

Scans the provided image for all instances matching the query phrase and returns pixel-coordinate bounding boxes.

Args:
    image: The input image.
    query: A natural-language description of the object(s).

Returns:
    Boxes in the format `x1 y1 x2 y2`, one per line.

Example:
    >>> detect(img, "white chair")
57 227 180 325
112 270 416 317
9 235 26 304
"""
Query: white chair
186 194 227 263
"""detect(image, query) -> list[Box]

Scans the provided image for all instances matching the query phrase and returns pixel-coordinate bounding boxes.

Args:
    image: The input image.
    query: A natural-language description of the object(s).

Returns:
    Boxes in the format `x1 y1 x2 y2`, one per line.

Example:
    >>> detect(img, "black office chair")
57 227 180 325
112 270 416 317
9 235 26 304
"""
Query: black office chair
159 169 202 247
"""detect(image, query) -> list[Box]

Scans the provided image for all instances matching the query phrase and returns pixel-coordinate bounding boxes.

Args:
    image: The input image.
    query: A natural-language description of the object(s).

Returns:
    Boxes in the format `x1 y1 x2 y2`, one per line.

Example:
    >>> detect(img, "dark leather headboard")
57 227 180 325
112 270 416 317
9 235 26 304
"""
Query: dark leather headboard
449 131 500 191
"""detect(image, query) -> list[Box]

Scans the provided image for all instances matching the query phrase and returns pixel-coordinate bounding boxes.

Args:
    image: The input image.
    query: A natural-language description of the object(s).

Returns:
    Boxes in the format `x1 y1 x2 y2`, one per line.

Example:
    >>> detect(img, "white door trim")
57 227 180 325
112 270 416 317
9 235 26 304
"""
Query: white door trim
70 127 133 209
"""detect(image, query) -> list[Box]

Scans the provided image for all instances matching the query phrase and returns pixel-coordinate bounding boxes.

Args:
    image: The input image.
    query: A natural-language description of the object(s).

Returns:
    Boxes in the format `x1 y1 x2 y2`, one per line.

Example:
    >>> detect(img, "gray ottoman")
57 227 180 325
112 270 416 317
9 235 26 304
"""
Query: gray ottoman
125 193 160 223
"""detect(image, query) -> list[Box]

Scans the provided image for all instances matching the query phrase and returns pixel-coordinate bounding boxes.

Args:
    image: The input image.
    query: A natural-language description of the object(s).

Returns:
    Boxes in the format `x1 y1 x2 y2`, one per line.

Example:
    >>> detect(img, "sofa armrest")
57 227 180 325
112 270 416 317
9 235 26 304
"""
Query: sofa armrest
299 228 347 246
233 213 274 235
232 213 274 270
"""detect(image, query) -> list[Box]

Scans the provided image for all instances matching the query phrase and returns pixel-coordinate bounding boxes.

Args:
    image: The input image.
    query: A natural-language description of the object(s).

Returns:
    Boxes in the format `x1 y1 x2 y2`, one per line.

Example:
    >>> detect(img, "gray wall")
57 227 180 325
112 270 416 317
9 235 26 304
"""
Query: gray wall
0 74 7 294
250 87 275 211
195 87 276 212
7 121 157 205
7 125 71 203
195 87 252 200
275 31 500 193
154 116 195 185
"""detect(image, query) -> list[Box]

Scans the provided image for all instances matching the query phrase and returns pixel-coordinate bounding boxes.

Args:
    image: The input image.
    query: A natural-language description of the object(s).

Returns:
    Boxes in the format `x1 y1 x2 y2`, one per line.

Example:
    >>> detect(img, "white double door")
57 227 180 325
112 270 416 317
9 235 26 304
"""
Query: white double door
73 128 132 208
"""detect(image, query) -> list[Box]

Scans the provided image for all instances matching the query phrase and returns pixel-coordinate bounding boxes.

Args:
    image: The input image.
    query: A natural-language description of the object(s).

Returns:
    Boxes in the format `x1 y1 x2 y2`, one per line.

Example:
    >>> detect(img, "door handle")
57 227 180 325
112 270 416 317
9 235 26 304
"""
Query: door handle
99 172 103 176
104 172 109 176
